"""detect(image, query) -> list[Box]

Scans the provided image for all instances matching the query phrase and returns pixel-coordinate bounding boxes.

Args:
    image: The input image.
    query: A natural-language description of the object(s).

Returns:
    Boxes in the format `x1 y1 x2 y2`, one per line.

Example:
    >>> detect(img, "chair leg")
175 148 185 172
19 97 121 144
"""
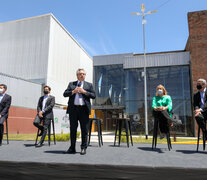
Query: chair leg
128 121 133 146
35 129 39 145
152 120 156 149
125 119 129 148
155 119 158 149
203 130 205 151
97 120 101 147
48 123 51 146
114 119 118 146
6 120 9 144
118 120 122 146
100 121 103 146
166 133 171 151
52 119 56 145
88 120 93 146
197 126 200 152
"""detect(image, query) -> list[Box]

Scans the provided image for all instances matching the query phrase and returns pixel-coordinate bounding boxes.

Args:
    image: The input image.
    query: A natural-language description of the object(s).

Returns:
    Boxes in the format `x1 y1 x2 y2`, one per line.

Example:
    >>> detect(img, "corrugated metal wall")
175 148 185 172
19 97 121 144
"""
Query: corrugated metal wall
0 15 50 82
124 51 190 69
0 73 42 109
93 53 133 66
47 15 93 105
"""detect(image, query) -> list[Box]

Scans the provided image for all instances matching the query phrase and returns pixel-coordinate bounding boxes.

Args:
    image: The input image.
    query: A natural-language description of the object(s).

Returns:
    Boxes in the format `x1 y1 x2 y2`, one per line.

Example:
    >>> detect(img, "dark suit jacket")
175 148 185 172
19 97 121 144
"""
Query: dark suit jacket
0 93 12 124
193 90 207 112
37 95 55 119
63 81 96 115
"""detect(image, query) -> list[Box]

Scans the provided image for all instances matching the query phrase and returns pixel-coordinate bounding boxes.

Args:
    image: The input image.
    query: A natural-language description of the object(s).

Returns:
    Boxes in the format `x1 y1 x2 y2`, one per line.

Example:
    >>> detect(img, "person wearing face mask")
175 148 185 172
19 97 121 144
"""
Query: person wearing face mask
193 79 207 139
33 85 55 147
0 84 11 146
152 84 173 139
63 68 96 155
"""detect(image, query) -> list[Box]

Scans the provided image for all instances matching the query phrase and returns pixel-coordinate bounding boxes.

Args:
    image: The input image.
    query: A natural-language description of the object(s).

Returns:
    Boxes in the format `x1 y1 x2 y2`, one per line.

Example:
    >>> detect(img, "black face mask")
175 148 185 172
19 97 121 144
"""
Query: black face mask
44 90 49 94
197 84 202 90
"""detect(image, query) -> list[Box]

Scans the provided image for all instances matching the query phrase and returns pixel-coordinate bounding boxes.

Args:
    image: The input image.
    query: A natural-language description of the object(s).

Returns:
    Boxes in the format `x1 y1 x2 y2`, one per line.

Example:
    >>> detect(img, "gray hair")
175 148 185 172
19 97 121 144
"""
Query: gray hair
76 68 86 75
197 78 206 85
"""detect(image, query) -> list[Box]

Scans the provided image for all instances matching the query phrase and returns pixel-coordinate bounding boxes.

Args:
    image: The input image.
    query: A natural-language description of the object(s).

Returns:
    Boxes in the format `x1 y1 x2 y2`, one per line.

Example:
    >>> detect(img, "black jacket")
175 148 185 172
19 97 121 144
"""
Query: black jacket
0 93 12 124
193 90 207 111
63 81 96 114
37 95 55 119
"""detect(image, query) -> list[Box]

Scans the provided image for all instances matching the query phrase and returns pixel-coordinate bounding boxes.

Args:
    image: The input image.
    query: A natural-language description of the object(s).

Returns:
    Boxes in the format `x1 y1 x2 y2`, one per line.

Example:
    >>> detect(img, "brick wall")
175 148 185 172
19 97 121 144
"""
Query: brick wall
186 10 207 91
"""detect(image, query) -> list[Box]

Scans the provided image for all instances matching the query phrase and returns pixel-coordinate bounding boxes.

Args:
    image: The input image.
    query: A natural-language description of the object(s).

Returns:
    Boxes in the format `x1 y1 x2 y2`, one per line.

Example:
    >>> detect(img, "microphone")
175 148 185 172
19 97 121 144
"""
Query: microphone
78 82 82 87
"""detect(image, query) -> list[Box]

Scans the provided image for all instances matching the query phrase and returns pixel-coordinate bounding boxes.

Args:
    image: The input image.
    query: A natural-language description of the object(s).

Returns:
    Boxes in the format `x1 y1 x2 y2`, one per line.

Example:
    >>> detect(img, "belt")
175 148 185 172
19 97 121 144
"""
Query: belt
74 105 86 107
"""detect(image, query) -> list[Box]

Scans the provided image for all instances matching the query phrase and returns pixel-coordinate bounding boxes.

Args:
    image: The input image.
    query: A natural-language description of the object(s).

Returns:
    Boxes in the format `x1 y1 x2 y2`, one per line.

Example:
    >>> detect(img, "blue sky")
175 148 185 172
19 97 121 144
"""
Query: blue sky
0 0 206 57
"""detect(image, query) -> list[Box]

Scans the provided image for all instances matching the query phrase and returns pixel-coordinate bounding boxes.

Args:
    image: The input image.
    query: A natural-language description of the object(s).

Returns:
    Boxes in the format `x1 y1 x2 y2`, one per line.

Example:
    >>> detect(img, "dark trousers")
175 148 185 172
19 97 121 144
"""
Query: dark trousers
195 111 207 133
0 124 3 144
69 105 89 150
153 110 172 133
33 116 51 144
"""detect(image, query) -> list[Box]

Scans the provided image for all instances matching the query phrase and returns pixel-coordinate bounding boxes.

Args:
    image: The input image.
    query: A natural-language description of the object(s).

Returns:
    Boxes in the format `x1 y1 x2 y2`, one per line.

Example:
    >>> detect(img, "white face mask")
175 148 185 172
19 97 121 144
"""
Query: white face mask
157 89 163 95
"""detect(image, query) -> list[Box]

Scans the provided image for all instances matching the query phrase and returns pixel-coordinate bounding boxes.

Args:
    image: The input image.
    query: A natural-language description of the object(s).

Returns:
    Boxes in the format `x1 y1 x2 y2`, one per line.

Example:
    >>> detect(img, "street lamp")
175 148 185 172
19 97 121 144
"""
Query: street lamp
131 4 157 139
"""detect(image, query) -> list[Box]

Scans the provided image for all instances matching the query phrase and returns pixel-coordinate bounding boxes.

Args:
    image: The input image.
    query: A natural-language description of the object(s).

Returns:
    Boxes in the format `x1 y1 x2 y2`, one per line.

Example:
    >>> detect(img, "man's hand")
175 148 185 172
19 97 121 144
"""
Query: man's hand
0 114 1 118
194 109 202 117
72 88 79 94
76 87 86 94
38 111 43 118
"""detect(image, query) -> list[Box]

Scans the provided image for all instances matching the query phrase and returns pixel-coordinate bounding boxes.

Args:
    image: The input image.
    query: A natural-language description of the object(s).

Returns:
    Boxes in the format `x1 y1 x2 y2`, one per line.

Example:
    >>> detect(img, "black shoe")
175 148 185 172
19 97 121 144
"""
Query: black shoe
80 148 86 155
35 142 44 147
65 147 76 154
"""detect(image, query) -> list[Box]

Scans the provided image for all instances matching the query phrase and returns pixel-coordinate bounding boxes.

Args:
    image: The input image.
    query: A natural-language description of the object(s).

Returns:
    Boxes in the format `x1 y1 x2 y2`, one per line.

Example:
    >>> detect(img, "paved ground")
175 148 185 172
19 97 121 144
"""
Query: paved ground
0 139 207 168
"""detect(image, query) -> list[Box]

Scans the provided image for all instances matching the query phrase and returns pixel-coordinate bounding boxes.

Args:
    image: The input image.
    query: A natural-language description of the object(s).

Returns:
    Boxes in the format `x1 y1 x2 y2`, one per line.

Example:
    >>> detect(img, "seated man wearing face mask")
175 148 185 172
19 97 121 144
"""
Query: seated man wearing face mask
33 85 55 147
152 84 173 139
194 79 207 139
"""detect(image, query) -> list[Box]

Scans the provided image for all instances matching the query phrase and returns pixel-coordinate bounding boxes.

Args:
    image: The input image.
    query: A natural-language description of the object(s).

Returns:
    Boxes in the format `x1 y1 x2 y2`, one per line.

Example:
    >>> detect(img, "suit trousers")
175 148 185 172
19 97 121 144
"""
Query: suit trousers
33 115 51 144
195 111 207 133
153 110 172 134
69 105 89 150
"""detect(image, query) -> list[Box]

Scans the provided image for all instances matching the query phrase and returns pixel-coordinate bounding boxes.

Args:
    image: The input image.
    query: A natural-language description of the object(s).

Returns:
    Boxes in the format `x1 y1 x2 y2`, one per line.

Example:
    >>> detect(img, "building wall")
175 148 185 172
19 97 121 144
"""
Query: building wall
187 10 207 91
47 15 93 105
0 15 50 83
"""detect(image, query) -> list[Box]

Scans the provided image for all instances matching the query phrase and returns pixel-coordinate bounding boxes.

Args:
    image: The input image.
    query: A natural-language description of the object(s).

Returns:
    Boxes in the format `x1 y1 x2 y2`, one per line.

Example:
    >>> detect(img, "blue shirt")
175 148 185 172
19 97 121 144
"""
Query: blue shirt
42 95 49 111
200 88 206 108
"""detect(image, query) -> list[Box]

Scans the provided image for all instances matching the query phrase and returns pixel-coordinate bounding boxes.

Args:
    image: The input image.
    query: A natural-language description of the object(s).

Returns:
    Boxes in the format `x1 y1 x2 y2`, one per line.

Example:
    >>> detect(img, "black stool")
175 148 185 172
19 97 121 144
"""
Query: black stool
196 122 206 151
88 118 103 147
3 118 9 144
35 119 56 146
152 118 172 151
114 118 133 147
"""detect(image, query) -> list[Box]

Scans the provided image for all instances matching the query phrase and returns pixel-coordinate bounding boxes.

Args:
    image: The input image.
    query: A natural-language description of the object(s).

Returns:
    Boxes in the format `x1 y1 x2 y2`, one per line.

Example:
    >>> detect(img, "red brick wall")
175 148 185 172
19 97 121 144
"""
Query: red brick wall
187 10 207 91
7 106 37 134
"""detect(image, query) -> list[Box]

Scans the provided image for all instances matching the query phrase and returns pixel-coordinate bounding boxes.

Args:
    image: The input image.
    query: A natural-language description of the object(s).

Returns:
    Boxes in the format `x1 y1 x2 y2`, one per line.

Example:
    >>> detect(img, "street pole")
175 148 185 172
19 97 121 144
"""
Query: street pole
131 4 157 139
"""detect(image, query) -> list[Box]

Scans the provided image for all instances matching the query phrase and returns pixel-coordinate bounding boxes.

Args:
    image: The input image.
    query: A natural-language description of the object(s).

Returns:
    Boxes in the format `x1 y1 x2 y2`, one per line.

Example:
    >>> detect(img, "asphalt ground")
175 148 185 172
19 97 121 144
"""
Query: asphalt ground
0 140 207 179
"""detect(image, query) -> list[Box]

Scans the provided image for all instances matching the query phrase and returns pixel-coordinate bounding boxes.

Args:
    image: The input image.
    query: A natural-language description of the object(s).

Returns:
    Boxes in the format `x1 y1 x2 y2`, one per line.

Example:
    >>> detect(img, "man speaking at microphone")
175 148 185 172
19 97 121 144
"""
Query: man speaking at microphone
63 68 96 155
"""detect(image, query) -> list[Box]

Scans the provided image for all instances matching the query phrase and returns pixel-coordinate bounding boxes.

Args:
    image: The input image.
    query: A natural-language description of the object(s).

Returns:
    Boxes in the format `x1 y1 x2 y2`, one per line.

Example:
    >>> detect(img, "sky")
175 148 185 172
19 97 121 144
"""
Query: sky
0 0 206 57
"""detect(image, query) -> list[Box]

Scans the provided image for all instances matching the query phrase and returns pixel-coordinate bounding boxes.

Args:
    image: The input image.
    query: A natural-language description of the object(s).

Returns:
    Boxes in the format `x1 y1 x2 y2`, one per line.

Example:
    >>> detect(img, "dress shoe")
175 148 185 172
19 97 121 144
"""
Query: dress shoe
160 133 165 140
35 142 44 147
65 147 76 154
80 148 86 155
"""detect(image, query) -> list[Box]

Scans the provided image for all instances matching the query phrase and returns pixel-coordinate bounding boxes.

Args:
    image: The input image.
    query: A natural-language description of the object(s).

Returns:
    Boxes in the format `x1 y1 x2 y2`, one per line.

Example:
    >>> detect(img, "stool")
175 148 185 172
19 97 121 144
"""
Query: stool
3 118 9 144
88 118 103 147
196 122 206 151
152 118 172 151
114 118 133 147
35 119 56 146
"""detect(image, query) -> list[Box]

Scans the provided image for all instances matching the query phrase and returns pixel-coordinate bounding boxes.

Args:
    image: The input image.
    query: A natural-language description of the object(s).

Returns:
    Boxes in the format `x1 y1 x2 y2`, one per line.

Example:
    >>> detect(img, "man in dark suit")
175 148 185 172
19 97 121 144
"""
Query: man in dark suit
33 85 55 147
194 78 207 138
0 84 11 146
63 68 96 155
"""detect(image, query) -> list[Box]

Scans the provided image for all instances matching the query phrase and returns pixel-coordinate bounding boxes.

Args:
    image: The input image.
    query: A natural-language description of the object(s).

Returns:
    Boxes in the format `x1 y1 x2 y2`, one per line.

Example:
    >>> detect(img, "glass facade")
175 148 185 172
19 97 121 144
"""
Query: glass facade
94 65 193 136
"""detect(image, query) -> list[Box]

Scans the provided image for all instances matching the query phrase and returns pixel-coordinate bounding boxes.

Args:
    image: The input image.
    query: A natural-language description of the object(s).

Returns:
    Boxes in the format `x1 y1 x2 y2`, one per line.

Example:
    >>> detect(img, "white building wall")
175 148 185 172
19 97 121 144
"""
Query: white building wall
0 15 50 83
0 73 42 109
47 15 93 105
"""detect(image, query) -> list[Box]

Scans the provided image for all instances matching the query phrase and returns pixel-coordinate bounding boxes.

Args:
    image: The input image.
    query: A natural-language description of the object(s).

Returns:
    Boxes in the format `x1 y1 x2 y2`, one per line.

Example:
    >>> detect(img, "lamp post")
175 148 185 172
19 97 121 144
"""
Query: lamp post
131 4 157 139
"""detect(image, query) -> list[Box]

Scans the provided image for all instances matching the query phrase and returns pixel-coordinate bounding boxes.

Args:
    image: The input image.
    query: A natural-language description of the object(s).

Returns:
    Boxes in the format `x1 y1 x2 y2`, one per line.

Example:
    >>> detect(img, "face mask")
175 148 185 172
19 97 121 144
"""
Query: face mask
0 89 4 94
44 90 49 94
157 89 163 95
197 84 202 90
